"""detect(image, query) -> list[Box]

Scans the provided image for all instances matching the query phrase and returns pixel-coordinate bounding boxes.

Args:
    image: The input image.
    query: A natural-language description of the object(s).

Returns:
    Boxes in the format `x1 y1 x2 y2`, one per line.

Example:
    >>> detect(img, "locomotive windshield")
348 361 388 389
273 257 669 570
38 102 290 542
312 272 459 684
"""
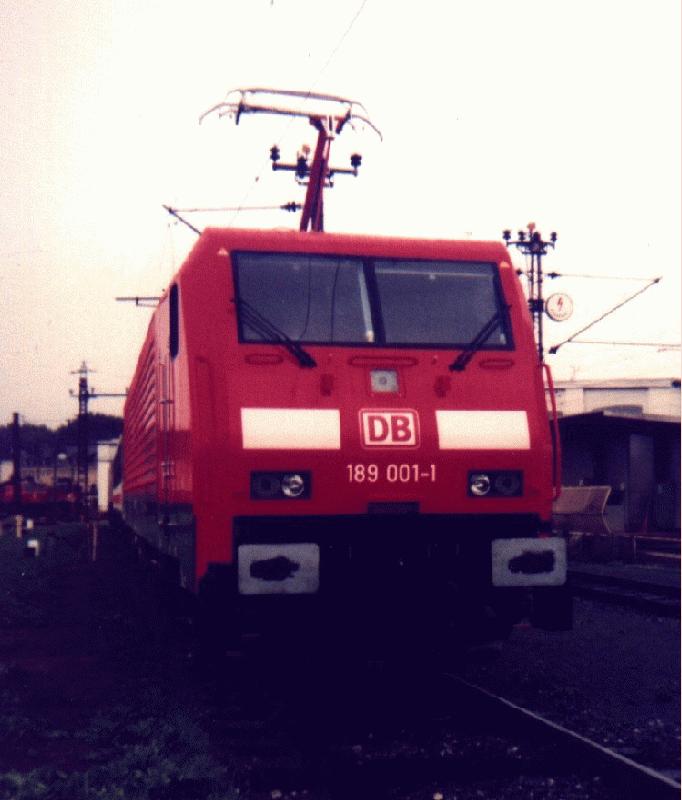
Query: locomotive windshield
234 252 510 348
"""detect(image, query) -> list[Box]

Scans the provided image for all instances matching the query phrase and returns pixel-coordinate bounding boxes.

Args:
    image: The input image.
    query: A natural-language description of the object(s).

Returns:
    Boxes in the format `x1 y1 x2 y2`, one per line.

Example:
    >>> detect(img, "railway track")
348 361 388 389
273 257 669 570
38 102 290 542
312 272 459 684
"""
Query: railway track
200 650 681 800
569 568 680 618
2 521 677 799
443 673 681 799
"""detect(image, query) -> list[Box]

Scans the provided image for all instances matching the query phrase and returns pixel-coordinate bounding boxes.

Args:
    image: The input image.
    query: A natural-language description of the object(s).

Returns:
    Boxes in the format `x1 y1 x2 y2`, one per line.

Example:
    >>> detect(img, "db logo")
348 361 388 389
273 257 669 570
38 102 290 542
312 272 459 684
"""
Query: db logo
360 410 419 447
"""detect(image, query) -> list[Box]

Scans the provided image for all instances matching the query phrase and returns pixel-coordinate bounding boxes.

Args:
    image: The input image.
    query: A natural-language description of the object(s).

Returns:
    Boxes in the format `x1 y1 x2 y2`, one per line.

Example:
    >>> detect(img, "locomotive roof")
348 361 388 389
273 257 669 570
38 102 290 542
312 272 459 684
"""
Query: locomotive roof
183 227 511 266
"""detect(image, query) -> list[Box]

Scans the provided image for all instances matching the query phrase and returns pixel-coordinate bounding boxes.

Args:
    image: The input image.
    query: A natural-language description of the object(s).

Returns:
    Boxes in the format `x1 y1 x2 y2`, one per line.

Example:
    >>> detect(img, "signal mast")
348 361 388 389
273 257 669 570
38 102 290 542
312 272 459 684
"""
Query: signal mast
200 88 382 232
69 362 126 498
503 224 558 364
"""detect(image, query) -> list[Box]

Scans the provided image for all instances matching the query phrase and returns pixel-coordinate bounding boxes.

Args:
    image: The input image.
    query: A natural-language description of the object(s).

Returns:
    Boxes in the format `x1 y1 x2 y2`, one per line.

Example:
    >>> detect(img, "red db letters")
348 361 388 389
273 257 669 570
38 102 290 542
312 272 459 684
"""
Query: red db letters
360 410 419 447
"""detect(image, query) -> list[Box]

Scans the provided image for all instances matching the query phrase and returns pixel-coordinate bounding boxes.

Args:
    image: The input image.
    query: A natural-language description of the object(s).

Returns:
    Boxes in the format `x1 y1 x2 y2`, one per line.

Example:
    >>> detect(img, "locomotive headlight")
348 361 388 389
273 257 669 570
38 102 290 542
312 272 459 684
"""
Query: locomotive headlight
281 473 306 498
494 471 522 496
468 470 523 497
469 473 492 496
251 473 282 499
250 471 311 499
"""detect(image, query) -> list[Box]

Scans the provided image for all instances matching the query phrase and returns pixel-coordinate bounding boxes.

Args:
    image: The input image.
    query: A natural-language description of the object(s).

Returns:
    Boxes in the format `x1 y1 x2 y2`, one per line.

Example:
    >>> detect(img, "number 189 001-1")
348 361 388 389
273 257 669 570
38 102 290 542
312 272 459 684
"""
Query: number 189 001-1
346 464 436 483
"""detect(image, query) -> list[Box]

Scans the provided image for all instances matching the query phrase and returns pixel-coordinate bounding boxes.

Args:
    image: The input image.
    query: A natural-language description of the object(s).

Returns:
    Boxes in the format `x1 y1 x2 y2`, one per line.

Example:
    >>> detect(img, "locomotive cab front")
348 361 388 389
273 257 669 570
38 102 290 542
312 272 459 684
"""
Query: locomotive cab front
124 227 570 649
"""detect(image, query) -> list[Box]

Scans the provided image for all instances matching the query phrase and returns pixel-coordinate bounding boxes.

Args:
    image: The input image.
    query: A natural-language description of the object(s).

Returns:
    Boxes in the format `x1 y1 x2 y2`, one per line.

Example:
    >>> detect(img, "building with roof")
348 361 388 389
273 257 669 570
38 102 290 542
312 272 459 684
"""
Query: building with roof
550 378 680 533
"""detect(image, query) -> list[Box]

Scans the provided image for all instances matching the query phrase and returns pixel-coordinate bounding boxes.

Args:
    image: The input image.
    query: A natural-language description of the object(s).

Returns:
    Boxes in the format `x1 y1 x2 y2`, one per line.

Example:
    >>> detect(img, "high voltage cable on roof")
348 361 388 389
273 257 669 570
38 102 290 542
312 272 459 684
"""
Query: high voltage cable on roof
162 203 302 236
163 205 202 235
172 203 302 214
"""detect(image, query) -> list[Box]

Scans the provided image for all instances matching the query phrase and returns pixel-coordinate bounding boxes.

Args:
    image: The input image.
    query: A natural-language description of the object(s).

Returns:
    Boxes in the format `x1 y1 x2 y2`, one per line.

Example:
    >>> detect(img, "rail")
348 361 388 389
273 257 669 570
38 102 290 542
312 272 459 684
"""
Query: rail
569 567 680 617
444 674 681 799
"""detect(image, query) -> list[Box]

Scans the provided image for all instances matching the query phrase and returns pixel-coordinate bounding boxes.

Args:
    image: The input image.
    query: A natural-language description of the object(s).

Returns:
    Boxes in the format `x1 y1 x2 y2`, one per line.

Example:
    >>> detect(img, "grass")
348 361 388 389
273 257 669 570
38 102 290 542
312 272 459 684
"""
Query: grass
0 520 240 800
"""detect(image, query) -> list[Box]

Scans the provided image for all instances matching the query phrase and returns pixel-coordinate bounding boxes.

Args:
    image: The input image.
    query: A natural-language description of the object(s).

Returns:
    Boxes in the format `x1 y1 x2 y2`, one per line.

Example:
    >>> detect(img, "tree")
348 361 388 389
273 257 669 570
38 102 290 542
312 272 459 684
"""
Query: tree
0 415 123 463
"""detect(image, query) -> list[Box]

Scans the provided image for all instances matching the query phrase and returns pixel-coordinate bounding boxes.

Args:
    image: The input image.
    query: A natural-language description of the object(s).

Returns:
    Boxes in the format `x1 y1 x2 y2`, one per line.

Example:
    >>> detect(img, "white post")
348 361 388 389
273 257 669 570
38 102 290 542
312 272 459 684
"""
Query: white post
96 441 120 515
91 521 99 562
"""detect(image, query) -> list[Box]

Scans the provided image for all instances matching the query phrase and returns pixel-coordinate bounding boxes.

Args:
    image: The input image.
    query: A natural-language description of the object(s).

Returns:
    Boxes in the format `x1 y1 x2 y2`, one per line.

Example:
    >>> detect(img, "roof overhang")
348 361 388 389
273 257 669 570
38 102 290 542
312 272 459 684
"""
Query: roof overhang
558 410 680 429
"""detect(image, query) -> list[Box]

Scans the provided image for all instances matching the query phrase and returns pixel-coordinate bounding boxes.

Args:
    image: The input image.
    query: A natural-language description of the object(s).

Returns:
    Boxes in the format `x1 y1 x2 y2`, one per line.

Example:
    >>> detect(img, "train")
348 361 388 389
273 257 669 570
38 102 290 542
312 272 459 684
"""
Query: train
121 90 570 649
0 478 80 519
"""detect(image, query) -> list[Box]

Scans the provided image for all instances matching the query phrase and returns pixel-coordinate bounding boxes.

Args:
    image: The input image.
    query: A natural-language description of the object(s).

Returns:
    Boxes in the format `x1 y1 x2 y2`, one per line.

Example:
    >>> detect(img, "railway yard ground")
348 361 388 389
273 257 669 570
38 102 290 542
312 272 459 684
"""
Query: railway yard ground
0 517 679 800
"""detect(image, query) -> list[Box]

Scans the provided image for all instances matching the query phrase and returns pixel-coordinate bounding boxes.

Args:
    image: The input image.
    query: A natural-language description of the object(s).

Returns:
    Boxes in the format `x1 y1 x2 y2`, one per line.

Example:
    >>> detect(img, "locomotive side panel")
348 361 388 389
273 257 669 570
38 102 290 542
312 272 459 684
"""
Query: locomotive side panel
177 240 237 584
123 282 197 588
159 280 196 588
122 322 159 545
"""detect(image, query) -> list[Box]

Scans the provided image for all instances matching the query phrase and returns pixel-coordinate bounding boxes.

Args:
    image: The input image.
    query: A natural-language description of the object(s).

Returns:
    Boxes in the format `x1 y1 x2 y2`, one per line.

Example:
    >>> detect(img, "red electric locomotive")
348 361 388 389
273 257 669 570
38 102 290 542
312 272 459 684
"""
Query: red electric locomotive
122 90 569 646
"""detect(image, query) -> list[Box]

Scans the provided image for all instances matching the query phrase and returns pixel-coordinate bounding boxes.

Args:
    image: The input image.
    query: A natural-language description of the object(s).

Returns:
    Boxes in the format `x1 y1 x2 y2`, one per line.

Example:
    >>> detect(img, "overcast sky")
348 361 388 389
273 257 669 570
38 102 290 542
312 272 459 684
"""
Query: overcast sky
1 0 680 427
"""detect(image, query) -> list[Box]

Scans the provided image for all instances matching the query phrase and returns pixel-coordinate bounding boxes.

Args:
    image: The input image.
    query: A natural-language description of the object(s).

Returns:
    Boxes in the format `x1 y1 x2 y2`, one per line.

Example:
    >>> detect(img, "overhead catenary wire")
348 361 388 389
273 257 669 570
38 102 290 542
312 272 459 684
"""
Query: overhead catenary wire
524 258 674 353
548 277 662 354
312 0 368 86
115 296 161 308
546 271 662 281
563 340 680 348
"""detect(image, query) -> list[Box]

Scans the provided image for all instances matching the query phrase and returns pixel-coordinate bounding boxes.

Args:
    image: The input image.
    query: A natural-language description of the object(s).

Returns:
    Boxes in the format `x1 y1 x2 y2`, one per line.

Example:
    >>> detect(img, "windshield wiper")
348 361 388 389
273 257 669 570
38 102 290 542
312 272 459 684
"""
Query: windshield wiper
449 307 508 372
234 297 317 368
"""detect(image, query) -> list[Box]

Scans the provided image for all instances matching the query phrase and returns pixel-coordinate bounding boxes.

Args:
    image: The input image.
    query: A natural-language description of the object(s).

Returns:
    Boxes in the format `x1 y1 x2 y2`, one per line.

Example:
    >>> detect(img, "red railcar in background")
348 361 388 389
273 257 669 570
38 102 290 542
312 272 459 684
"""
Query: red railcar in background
0 479 79 518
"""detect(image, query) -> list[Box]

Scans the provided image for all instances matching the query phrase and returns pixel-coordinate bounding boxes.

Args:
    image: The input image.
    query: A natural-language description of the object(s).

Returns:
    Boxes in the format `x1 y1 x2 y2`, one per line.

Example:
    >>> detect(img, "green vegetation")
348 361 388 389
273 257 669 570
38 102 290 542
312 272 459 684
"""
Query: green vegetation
0 415 123 464
0 708 238 800
0 524 239 800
